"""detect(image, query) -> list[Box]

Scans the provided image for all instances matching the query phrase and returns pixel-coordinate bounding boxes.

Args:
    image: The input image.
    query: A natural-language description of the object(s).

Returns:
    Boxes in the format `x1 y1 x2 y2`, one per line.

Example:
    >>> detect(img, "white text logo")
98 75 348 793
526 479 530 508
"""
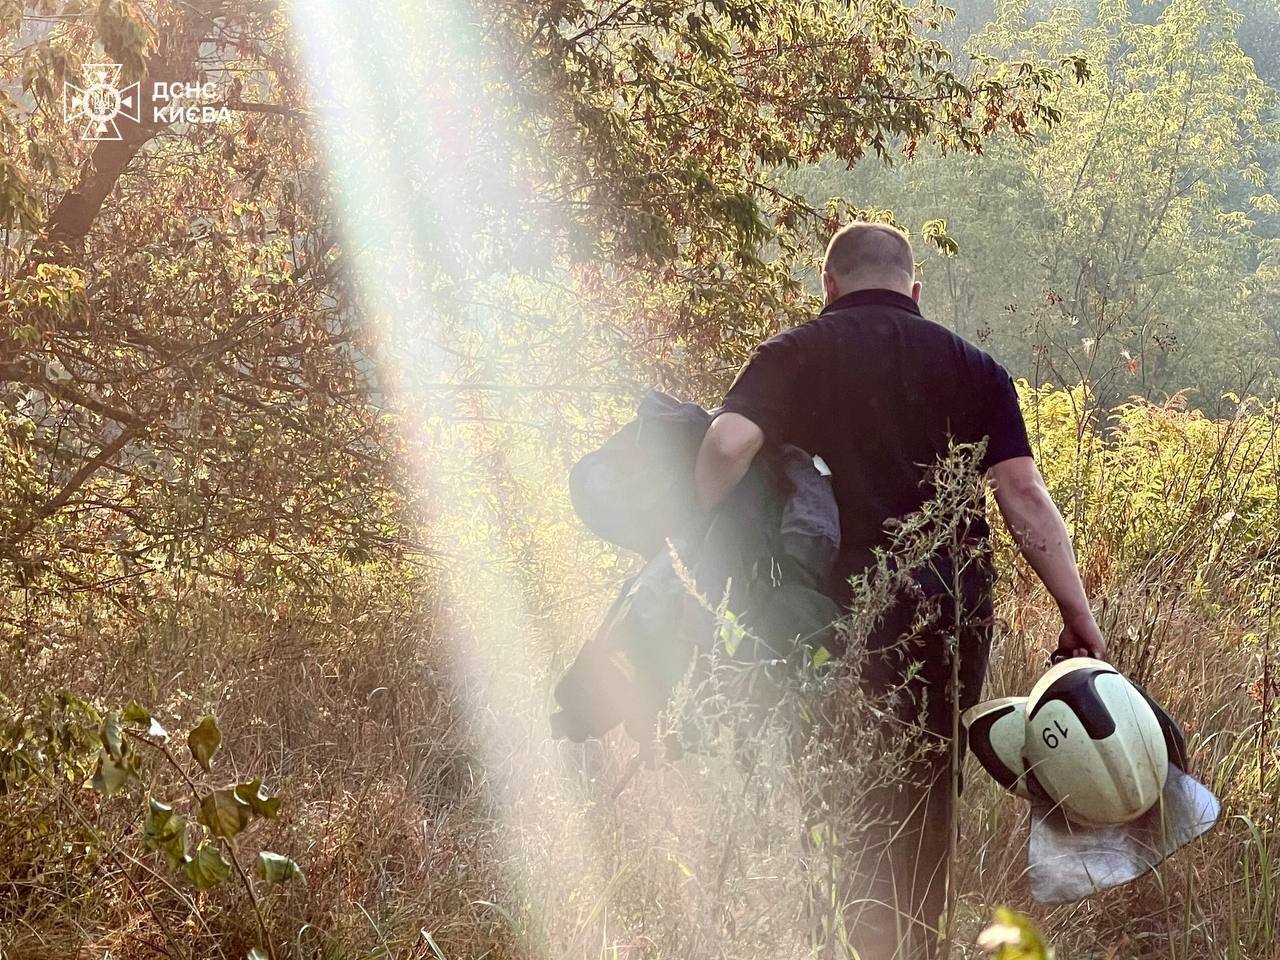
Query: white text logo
63 64 232 140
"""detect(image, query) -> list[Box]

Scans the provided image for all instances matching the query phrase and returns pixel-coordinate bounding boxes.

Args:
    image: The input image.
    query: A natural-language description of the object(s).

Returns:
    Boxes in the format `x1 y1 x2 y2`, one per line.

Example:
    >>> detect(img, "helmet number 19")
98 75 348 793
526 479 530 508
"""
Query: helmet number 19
1041 720 1070 749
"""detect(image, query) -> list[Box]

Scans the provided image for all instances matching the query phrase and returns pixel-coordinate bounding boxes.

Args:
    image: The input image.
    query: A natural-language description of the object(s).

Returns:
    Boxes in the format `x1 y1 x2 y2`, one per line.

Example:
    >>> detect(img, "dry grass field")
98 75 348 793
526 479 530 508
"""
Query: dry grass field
2 387 1277 960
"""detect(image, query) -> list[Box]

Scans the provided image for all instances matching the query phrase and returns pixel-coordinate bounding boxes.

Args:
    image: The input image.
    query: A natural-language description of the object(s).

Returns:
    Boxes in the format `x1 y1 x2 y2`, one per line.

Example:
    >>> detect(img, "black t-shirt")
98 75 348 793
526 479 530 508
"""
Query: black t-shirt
719 288 1032 594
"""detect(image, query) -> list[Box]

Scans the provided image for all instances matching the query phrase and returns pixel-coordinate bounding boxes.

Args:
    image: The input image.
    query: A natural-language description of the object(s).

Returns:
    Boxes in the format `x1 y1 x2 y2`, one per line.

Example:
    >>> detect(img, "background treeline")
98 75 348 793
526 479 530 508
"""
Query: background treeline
0 1 1277 959
796 0 1280 409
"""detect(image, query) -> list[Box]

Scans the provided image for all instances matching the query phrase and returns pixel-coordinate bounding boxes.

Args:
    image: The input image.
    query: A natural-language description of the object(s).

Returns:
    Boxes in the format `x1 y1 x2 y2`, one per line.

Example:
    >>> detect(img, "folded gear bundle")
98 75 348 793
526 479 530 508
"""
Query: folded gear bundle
550 391 843 745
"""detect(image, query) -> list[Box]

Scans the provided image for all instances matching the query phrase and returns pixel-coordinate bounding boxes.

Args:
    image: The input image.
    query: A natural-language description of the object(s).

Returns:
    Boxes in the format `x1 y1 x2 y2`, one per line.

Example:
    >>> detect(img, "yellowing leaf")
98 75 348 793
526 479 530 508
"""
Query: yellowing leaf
187 715 222 773
234 778 282 818
199 788 253 839
184 844 231 890
144 796 190 868
92 750 133 797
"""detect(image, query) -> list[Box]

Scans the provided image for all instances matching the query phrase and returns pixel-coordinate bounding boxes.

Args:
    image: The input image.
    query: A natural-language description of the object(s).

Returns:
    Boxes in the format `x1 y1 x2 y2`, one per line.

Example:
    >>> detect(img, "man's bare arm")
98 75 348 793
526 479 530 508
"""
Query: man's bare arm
989 456 1106 660
694 412 765 512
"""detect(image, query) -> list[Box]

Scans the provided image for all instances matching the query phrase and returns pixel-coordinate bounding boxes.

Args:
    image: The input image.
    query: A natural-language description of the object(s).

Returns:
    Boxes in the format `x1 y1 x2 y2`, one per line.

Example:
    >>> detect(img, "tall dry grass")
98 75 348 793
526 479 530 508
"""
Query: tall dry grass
1 386 1277 959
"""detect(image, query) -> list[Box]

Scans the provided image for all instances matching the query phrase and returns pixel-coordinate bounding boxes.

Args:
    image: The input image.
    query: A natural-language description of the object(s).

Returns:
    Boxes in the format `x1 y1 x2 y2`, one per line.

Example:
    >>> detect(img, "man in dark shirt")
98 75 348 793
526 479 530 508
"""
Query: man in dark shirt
693 222 1105 959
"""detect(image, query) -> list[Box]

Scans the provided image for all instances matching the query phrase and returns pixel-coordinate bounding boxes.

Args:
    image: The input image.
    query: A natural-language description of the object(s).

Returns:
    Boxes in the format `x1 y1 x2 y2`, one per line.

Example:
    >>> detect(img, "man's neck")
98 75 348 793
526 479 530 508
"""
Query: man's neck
819 287 923 318
826 282 913 305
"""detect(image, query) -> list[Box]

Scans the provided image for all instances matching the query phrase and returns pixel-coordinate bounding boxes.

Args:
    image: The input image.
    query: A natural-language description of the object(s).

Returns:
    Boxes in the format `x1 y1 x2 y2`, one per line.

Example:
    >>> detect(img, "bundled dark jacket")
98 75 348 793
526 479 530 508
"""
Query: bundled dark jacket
551 392 843 743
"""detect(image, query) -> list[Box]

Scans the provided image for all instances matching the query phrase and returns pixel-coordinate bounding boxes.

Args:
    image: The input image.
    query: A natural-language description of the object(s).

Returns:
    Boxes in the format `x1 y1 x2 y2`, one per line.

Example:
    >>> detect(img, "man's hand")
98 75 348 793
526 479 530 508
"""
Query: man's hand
1054 609 1107 662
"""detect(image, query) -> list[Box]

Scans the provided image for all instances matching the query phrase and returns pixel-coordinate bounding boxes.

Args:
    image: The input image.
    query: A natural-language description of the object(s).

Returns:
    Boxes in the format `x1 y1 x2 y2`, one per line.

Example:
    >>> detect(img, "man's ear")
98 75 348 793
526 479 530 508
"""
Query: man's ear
822 271 839 304
911 280 922 304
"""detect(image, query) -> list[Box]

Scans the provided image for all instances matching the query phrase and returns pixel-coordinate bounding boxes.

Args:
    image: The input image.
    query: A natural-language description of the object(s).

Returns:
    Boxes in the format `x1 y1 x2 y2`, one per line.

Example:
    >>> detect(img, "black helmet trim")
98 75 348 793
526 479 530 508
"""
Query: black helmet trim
1131 679 1189 771
1027 665 1120 740
967 702 1022 791
1023 767 1052 804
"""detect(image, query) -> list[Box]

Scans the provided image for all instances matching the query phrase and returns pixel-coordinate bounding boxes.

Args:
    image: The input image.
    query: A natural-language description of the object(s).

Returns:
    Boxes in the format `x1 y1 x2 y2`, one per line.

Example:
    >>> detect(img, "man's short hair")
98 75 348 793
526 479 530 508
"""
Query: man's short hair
823 221 915 284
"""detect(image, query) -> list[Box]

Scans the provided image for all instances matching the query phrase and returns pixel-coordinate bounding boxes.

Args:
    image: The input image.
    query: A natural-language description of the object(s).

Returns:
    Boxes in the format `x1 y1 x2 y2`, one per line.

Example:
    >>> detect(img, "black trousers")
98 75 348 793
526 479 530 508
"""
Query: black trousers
826 563 993 960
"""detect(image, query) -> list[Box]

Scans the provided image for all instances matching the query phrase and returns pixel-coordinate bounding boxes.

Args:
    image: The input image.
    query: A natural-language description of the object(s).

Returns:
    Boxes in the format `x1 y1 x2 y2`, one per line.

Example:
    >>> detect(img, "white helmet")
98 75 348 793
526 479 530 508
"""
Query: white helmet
1022 658 1169 827
962 696 1032 800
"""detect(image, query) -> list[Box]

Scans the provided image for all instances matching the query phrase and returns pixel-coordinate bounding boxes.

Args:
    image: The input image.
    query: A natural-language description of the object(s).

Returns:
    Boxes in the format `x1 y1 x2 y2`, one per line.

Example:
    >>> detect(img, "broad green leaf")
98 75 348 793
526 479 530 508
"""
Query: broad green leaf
100 711 124 759
187 715 221 772
92 749 132 796
184 844 231 890
143 796 188 868
255 850 303 884
144 796 175 832
234 778 281 818
199 788 252 839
